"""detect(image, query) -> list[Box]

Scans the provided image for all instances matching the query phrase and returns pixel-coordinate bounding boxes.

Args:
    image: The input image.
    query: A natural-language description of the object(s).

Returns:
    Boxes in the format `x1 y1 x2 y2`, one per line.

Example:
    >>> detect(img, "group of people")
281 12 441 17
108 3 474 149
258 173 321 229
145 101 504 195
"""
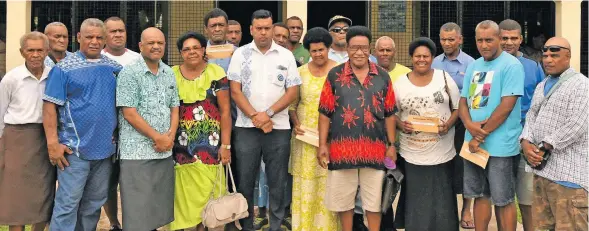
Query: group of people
0 6 586 231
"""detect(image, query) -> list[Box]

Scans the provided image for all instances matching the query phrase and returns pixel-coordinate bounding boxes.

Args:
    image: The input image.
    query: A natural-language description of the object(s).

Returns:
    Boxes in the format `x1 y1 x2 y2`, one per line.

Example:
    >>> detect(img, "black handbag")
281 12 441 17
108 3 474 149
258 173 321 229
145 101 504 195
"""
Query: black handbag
380 168 404 214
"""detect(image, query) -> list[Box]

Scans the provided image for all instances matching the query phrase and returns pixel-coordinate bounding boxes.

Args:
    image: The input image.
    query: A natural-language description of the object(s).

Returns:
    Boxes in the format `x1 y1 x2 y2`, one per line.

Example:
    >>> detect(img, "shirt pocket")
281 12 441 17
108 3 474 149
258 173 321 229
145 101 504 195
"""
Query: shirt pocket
269 69 287 88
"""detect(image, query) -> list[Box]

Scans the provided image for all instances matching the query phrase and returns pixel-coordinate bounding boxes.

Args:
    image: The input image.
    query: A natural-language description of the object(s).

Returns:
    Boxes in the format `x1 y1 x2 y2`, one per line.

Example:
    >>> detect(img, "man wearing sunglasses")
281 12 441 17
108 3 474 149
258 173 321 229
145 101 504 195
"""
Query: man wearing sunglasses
520 37 588 231
326 15 351 63
498 19 545 231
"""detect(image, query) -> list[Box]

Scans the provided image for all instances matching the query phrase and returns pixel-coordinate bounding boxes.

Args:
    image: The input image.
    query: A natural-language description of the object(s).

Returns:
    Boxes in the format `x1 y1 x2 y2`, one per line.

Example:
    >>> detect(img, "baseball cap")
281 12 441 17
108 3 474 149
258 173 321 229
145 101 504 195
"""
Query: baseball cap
328 15 352 29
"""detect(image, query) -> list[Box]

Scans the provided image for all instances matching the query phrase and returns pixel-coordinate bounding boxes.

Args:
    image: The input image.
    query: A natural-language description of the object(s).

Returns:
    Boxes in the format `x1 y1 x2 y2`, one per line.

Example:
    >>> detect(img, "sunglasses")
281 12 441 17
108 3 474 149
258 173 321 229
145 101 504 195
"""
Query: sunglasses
330 27 349 34
542 45 570 53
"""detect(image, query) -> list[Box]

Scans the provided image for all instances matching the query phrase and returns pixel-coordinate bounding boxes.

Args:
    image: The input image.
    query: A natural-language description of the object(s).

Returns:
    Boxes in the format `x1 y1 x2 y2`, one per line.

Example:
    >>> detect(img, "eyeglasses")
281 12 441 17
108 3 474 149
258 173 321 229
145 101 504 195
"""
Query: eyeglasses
181 47 203 53
542 45 570 53
347 45 370 53
330 27 349 34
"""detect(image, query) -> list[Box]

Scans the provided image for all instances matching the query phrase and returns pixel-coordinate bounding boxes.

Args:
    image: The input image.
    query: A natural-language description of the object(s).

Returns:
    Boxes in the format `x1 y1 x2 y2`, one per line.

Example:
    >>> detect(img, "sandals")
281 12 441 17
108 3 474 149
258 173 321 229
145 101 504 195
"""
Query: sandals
460 219 475 229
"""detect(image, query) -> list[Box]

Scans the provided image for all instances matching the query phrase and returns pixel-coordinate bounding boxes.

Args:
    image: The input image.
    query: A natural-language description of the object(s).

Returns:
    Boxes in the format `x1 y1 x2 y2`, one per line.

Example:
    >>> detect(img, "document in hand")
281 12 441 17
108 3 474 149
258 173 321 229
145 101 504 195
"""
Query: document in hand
407 115 439 133
459 141 490 169
295 125 319 147
206 44 235 59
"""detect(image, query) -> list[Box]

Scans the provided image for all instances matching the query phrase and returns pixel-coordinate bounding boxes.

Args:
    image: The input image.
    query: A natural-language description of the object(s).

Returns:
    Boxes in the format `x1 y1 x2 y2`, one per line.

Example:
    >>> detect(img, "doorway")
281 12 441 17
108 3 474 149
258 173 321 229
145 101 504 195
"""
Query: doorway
307 1 367 30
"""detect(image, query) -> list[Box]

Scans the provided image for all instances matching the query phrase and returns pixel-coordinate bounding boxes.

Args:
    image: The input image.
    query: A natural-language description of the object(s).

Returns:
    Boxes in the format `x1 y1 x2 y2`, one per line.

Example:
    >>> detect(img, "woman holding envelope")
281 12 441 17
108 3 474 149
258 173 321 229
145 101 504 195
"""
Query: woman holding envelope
168 32 232 231
393 37 461 231
289 27 339 231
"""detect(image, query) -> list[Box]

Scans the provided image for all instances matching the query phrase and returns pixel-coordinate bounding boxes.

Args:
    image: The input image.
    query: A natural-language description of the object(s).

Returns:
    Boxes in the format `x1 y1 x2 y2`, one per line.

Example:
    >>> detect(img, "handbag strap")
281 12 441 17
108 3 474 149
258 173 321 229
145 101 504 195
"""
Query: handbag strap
225 164 238 193
542 69 575 104
442 71 454 112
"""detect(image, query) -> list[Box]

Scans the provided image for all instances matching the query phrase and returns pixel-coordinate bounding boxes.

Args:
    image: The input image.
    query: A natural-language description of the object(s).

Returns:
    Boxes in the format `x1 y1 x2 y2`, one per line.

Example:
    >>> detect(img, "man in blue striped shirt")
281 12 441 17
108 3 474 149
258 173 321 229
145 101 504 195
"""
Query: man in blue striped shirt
43 18 122 231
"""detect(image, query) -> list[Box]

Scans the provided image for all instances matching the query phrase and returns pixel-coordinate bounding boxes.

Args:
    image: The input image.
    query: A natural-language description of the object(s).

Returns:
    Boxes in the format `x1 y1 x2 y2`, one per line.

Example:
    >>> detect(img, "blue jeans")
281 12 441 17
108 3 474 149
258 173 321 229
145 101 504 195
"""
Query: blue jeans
50 154 112 231
463 156 517 206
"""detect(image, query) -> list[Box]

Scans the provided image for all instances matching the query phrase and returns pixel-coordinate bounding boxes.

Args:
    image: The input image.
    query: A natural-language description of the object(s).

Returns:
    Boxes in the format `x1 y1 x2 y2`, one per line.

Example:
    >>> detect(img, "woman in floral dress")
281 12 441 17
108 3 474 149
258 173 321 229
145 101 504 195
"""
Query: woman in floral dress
169 32 232 231
289 27 339 231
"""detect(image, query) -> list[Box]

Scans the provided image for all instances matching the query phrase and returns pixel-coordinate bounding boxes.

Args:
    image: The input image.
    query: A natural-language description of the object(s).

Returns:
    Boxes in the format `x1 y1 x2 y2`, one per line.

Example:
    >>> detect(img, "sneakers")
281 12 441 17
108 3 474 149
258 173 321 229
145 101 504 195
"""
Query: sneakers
255 217 292 231
254 217 269 230
282 217 292 230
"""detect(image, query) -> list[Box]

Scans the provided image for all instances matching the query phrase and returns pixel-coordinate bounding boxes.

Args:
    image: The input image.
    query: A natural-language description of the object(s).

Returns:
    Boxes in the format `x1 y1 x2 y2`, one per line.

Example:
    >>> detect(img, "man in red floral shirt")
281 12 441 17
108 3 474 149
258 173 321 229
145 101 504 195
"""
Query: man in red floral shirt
318 25 397 231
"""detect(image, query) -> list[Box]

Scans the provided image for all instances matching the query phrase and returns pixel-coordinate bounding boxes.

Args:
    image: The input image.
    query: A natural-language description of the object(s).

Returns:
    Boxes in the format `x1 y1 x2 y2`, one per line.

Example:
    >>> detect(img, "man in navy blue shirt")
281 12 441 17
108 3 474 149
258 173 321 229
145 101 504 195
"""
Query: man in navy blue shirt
43 18 122 231
499 19 544 231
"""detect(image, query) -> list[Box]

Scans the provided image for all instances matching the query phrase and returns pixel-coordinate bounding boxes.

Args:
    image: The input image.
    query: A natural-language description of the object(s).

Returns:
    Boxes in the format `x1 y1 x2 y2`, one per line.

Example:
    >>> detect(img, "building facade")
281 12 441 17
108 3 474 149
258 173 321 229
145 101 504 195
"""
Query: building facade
2 0 587 76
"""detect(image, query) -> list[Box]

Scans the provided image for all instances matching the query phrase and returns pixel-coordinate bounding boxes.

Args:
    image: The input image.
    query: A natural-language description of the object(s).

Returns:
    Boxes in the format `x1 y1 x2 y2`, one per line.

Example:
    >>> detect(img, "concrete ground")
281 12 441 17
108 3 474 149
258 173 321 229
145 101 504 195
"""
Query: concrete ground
96 193 523 231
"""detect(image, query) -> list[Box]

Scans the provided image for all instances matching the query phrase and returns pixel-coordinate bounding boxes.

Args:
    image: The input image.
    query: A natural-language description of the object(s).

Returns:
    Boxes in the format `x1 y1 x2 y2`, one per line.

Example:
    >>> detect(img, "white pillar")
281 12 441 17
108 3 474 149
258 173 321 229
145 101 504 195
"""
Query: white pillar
6 1 31 71
286 0 308 38
554 0 582 71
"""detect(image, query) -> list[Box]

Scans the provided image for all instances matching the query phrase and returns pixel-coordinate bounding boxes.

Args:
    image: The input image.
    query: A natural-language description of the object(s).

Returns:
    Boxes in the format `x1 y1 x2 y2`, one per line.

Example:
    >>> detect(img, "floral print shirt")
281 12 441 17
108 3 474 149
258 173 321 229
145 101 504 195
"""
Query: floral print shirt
172 64 229 165
116 58 179 160
318 61 396 170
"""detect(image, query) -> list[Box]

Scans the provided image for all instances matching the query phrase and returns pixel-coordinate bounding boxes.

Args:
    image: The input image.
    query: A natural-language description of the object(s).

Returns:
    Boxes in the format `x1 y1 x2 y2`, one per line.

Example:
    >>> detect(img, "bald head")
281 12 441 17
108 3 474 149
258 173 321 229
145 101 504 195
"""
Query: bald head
139 27 166 63
141 27 165 42
545 37 571 50
542 37 572 76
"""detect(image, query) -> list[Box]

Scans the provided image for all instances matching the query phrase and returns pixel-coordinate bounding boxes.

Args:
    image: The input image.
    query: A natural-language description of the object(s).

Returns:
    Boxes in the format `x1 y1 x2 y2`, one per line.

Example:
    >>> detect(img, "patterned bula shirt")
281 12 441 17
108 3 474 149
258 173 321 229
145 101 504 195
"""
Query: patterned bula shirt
318 61 396 170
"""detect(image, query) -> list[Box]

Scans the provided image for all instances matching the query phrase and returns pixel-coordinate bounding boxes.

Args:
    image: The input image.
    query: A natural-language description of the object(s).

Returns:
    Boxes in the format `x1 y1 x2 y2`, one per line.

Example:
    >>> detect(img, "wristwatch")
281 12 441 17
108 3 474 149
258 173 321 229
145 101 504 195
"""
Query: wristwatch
265 108 275 117
221 144 231 150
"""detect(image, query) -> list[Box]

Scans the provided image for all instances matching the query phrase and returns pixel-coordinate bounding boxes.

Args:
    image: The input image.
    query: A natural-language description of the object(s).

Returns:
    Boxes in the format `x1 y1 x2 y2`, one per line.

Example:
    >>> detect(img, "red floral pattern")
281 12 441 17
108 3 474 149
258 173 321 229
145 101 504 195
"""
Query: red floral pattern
335 69 355 88
341 104 359 129
364 108 376 129
173 77 229 166
318 61 396 170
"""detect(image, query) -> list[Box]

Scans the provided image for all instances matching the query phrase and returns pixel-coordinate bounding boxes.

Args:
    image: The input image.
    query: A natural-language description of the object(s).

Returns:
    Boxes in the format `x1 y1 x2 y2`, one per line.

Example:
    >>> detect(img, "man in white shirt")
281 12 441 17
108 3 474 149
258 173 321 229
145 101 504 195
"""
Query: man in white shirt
101 17 141 67
228 9 301 231
100 16 141 231
0 31 55 231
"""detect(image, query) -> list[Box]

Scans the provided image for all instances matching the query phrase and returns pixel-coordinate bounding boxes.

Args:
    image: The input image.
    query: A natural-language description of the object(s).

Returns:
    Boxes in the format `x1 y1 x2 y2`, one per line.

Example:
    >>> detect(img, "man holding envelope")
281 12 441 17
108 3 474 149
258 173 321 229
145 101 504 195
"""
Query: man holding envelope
458 20 524 231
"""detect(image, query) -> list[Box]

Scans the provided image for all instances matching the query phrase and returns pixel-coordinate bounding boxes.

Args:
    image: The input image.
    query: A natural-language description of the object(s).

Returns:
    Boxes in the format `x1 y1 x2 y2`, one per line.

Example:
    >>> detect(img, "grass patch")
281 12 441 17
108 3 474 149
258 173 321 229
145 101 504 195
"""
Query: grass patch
0 226 31 231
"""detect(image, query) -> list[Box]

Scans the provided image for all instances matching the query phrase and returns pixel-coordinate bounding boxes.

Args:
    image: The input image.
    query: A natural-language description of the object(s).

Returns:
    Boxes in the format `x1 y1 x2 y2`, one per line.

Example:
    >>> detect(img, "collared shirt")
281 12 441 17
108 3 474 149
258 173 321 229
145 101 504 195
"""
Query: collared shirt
318 61 396 170
207 41 237 72
328 48 348 63
293 43 310 65
516 53 545 125
520 68 588 190
432 50 475 90
228 41 302 129
116 58 180 160
461 51 524 157
101 49 142 66
0 64 51 137
43 51 123 160
44 51 74 68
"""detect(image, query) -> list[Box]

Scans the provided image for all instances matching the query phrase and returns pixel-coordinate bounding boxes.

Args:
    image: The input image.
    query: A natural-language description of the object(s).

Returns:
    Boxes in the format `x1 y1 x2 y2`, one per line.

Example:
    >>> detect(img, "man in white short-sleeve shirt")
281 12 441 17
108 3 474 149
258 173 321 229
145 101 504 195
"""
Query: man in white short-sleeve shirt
227 9 301 231
101 17 140 67
100 16 140 231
